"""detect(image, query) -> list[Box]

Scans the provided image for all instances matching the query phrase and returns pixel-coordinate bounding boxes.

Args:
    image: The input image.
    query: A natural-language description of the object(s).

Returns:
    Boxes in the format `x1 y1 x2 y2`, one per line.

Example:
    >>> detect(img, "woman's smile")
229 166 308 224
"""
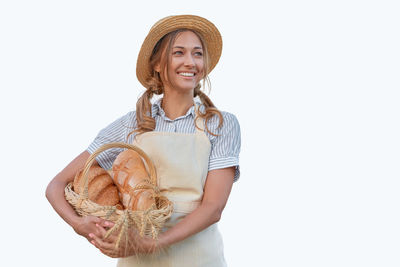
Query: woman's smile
177 72 196 77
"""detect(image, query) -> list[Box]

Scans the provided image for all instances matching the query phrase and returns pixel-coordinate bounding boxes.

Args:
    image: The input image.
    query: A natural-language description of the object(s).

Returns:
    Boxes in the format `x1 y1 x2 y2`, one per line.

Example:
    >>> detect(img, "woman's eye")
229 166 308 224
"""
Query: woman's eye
194 52 203 56
173 51 183 55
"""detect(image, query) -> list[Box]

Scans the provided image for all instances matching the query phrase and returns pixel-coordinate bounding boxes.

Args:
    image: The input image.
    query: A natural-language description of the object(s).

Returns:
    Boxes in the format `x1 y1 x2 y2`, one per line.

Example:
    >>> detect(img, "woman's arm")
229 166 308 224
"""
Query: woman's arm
158 166 235 247
45 150 105 241
90 166 235 257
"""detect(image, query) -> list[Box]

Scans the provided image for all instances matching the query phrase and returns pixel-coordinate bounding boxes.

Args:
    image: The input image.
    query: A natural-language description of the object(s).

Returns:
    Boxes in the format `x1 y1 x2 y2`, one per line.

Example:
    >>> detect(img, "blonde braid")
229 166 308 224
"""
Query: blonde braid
127 89 155 140
194 86 223 136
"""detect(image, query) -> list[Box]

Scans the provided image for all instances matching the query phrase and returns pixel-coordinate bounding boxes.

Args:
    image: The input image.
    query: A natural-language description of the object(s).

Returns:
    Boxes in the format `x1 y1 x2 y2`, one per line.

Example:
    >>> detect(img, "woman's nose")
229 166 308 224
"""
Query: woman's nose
183 54 195 67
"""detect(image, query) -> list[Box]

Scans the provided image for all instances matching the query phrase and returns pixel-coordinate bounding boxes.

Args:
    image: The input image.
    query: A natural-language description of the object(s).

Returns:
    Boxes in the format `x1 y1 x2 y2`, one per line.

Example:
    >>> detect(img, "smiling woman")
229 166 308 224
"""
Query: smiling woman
46 15 241 267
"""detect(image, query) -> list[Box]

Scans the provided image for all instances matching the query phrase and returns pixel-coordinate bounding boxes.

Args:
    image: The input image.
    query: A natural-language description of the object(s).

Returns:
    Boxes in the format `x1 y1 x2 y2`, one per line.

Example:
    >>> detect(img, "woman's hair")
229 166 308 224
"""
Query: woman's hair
131 29 223 138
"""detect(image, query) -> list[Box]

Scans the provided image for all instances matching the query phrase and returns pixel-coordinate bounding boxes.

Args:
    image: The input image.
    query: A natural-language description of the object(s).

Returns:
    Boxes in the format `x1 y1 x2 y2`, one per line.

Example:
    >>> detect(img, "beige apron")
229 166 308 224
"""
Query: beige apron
117 105 227 267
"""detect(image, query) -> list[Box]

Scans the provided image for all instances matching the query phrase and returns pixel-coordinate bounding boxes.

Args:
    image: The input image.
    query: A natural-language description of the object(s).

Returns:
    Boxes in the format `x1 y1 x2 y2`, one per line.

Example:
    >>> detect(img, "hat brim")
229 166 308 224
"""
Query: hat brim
136 15 222 88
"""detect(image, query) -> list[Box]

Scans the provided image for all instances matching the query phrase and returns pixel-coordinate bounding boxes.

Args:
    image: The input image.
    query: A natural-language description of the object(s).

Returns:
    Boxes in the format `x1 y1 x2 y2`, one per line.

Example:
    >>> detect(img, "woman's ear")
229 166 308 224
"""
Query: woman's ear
154 62 161 73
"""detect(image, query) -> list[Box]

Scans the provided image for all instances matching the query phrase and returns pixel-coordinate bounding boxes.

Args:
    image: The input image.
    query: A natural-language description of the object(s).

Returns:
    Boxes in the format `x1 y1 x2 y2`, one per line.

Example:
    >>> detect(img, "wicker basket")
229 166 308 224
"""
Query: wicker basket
65 142 173 248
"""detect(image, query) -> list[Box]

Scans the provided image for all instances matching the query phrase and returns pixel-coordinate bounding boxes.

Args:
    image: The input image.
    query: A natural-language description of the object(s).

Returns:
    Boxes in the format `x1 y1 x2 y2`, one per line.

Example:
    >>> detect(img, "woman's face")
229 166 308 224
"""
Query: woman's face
157 30 205 94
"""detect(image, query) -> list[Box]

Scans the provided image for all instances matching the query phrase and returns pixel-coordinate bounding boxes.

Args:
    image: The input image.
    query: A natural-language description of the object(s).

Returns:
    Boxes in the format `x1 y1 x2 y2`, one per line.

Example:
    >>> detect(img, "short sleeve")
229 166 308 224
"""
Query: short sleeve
87 111 136 170
208 112 241 182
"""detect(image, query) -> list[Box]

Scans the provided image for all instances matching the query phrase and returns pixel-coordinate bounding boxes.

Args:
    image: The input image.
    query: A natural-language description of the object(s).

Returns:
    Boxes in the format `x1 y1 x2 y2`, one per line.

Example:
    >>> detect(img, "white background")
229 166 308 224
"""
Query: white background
1 0 399 266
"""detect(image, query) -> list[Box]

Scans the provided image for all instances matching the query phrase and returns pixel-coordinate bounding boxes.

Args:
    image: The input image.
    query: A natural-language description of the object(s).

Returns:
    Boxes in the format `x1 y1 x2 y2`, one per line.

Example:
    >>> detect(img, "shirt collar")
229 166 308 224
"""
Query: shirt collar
151 97 203 121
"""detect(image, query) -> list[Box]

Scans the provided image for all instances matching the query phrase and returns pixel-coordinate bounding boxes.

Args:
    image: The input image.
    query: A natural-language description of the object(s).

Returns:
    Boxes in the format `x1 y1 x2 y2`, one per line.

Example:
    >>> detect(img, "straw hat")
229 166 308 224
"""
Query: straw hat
136 15 223 87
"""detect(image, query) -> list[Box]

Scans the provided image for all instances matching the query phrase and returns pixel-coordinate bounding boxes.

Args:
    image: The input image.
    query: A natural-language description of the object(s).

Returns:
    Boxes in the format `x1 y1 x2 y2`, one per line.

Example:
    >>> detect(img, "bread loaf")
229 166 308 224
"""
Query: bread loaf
112 150 156 211
73 165 122 208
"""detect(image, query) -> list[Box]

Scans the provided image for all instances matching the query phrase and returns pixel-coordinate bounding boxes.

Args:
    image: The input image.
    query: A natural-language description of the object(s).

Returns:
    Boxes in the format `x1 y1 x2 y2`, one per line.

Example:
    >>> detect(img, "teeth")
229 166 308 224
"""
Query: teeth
179 72 195 77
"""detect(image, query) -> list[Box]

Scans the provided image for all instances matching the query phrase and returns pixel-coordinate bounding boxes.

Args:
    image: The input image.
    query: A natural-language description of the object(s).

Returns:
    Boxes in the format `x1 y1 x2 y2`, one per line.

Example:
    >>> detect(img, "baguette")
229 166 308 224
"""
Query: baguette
112 150 156 210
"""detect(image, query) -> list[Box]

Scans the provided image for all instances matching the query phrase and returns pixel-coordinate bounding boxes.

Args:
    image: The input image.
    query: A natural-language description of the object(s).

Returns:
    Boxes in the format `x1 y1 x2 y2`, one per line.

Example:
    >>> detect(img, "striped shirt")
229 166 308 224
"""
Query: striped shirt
87 98 241 181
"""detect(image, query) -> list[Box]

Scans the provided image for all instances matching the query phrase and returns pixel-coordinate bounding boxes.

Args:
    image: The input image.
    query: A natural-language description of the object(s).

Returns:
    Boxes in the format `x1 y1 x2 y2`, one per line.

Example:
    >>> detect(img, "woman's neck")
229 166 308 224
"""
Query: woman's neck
161 91 194 120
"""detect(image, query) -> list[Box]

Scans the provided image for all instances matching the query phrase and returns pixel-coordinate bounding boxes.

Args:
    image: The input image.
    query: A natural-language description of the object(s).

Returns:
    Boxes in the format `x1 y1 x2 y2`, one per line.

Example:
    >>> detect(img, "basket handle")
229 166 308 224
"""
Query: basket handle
79 142 157 200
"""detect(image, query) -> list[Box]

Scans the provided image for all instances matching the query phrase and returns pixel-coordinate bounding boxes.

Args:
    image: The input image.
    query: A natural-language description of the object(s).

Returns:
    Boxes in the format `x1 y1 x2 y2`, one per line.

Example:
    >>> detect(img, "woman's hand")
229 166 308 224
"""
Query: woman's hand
73 216 109 242
89 222 158 258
